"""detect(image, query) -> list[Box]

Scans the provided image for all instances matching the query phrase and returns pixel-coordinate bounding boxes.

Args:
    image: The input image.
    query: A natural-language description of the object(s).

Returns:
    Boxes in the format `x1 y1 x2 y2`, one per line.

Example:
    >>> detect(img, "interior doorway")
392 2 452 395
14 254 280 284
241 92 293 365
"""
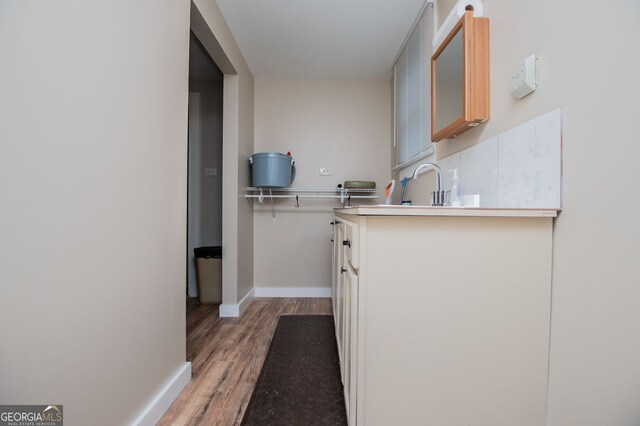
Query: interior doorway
187 32 224 299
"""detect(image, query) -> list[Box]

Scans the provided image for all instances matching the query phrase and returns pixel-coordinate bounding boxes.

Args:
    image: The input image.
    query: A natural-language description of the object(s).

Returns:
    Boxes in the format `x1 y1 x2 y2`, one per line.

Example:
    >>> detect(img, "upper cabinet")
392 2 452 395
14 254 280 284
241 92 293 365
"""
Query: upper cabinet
431 9 489 142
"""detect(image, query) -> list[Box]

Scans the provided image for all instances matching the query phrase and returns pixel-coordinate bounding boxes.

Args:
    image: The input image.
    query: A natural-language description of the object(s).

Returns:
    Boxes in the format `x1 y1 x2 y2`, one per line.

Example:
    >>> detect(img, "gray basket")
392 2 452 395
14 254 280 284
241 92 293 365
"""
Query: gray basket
249 152 296 188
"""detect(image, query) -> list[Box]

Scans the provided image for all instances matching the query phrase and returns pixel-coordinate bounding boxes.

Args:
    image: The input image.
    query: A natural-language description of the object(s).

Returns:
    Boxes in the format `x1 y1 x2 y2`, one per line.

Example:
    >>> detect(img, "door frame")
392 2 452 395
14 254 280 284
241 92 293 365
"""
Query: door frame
187 92 202 297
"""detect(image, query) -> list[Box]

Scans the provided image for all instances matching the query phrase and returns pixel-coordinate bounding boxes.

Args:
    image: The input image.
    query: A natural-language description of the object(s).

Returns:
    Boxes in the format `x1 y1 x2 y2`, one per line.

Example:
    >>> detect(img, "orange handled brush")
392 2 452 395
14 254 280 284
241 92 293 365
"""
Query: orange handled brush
385 180 396 205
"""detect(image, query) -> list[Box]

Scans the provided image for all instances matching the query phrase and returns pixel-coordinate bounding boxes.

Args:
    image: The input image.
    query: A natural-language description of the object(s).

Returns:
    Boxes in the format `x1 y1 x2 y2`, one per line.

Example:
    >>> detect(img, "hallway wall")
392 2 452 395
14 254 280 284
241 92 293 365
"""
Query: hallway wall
0 1 191 424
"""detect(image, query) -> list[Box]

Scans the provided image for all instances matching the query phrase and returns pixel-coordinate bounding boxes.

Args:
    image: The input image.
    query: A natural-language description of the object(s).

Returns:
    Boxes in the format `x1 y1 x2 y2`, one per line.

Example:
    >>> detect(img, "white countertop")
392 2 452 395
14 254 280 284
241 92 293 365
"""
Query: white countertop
335 205 558 218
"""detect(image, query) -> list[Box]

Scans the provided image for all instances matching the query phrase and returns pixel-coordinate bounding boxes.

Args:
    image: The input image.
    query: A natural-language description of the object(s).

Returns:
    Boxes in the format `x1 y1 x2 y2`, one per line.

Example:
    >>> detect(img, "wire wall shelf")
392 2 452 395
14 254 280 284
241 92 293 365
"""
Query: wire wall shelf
246 187 377 203
245 187 379 218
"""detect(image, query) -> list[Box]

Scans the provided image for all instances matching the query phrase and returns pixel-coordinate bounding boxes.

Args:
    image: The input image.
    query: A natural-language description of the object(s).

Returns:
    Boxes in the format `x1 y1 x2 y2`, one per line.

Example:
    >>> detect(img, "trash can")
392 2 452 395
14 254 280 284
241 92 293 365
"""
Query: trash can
194 246 222 303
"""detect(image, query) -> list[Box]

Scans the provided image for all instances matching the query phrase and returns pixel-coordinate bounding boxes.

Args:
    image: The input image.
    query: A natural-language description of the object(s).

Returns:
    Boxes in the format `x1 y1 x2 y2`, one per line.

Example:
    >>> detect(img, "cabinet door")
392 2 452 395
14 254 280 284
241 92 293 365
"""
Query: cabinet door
331 218 341 316
334 221 346 378
343 220 359 269
342 264 351 400
336 271 344 379
343 263 358 425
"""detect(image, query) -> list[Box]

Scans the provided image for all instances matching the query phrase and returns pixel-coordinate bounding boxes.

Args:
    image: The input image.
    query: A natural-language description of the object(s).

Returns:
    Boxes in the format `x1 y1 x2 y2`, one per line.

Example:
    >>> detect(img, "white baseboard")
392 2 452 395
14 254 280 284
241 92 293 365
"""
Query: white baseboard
131 362 191 426
254 287 331 298
239 288 254 315
220 287 330 315
218 304 238 317
219 288 255 318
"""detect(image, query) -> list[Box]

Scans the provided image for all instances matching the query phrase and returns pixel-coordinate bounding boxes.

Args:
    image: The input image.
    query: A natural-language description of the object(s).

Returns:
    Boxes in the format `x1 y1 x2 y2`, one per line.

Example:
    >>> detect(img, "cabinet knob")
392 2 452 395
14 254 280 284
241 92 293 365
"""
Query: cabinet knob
342 239 351 247
341 267 347 274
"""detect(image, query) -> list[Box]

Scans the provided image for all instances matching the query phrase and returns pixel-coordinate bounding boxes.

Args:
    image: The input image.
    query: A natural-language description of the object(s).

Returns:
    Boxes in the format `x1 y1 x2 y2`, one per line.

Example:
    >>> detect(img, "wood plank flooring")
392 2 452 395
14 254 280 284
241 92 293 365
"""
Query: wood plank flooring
158 297 333 426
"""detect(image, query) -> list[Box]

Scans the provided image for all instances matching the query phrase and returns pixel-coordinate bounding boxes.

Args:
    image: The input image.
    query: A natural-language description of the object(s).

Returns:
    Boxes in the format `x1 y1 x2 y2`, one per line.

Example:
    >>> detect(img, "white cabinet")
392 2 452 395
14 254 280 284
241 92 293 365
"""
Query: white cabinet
332 210 555 426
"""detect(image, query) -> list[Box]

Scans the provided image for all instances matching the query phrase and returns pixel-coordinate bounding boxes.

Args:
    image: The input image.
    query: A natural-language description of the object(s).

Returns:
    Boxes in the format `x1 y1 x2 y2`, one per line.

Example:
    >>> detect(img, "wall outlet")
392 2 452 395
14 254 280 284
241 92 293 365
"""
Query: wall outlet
510 55 538 99
319 167 333 176
204 168 217 176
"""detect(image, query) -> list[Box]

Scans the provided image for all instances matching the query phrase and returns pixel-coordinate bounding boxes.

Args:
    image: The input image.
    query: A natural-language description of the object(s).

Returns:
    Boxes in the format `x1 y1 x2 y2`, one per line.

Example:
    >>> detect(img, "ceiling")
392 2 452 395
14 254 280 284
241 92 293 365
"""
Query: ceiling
215 0 428 80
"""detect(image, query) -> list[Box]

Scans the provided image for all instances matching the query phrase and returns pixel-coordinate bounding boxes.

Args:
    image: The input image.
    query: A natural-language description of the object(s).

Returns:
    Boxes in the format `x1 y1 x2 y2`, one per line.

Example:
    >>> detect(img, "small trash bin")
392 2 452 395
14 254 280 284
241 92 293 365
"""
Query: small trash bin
194 246 222 303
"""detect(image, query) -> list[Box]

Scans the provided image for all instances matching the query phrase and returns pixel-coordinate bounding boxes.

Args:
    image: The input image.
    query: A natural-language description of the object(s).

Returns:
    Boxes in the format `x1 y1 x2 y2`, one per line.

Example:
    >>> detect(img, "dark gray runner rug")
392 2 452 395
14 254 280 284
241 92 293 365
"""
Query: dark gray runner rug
241 315 348 426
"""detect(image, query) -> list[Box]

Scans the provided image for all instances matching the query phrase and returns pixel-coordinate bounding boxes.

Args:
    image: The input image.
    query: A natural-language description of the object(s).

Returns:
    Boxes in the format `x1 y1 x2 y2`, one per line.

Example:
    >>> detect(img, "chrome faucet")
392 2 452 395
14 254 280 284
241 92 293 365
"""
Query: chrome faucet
412 162 444 206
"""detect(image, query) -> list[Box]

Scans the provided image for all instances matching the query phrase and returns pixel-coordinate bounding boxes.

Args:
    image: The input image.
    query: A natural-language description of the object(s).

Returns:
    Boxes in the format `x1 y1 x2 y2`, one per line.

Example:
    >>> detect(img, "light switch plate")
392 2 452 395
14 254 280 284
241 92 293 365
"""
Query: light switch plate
510 55 537 99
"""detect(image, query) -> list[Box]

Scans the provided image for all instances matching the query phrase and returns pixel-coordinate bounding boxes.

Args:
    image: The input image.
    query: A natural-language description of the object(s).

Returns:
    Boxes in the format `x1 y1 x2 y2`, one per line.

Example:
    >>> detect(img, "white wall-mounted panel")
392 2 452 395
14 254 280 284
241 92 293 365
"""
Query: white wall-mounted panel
497 109 562 208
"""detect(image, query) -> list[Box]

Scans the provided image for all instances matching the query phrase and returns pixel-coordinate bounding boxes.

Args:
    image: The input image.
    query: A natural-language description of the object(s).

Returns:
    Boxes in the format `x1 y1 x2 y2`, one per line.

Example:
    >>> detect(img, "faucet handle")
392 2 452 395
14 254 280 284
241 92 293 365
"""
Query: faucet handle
431 190 448 206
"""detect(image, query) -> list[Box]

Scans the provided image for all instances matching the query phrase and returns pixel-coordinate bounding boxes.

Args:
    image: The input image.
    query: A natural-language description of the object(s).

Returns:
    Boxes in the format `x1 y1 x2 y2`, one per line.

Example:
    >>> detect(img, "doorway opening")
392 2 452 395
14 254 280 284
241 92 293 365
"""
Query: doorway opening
187 31 224 306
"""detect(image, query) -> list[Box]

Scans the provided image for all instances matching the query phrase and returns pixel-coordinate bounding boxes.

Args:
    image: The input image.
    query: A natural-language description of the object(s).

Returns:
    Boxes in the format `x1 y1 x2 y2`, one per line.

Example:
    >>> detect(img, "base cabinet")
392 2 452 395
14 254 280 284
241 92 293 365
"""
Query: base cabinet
332 212 554 426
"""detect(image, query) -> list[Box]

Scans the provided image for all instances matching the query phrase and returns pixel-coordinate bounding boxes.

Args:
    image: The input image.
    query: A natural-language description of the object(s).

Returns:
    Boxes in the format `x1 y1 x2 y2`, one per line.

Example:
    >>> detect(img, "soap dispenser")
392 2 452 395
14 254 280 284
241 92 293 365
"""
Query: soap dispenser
449 169 461 207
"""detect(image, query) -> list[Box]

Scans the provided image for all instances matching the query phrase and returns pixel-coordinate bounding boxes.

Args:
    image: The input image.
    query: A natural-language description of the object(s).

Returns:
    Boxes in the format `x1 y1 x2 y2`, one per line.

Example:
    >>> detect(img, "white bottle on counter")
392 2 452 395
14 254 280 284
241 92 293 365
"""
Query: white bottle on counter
450 169 461 207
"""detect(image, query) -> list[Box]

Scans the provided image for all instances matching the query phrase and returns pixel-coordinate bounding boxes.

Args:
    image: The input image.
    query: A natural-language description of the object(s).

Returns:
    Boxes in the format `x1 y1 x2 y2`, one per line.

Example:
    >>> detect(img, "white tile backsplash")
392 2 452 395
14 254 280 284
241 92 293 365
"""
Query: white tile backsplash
460 136 498 207
497 109 562 208
436 108 562 209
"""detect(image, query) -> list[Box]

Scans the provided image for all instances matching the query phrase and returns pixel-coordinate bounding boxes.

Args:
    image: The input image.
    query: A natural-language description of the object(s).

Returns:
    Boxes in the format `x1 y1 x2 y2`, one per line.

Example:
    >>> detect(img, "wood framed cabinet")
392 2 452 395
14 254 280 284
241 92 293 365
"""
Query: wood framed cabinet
431 9 490 141
332 207 557 426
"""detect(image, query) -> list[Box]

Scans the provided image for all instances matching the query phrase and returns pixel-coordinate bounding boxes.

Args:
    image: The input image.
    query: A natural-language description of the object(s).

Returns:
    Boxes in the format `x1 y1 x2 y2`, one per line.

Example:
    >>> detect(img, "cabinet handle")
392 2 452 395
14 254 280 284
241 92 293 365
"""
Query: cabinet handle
331 220 341 225
343 239 351 247
341 267 347 274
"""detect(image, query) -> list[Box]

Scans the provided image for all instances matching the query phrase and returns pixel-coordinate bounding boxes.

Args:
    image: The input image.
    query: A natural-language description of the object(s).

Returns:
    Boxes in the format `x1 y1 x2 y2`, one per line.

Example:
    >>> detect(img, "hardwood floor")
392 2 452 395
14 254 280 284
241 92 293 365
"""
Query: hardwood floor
158 297 333 426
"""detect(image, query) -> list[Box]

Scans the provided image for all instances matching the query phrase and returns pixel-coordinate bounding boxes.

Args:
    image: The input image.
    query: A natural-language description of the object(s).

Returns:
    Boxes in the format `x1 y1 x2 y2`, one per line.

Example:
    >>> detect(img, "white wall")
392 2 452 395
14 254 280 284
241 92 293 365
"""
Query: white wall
435 0 458 29
429 1 640 424
0 1 190 425
253 79 391 290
